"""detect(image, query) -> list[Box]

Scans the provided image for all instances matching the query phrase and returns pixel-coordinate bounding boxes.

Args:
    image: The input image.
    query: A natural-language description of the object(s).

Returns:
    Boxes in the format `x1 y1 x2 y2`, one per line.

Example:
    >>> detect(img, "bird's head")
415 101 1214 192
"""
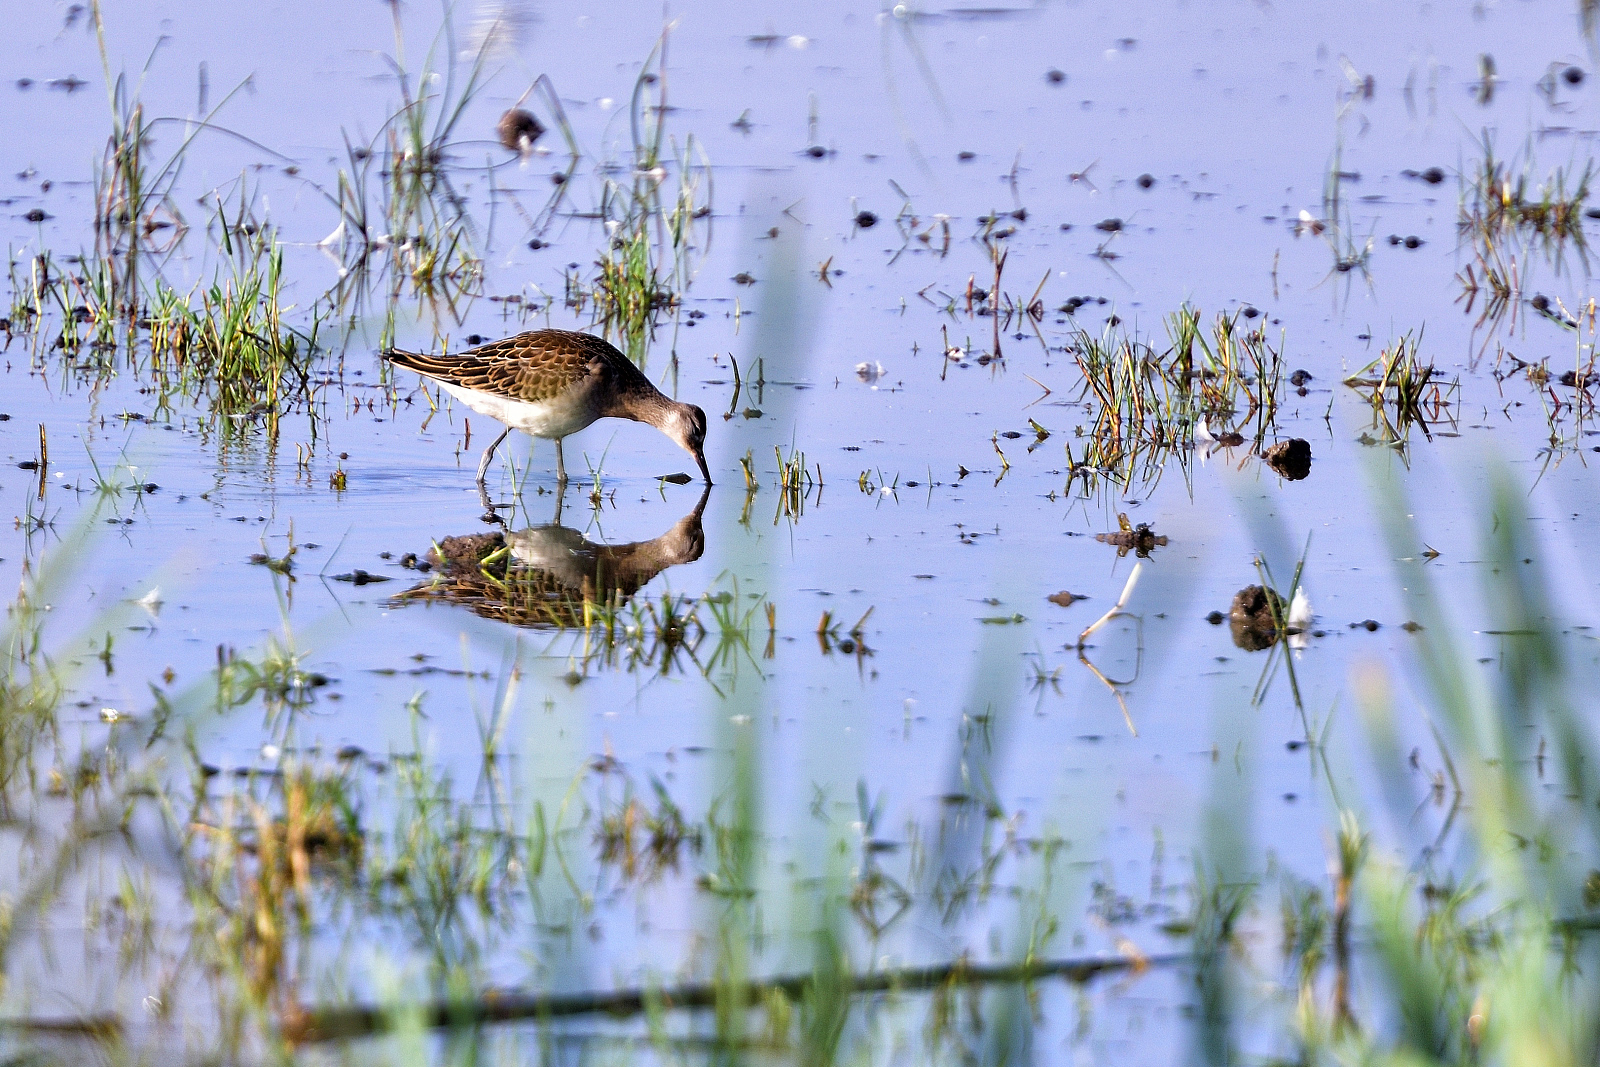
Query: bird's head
667 403 712 484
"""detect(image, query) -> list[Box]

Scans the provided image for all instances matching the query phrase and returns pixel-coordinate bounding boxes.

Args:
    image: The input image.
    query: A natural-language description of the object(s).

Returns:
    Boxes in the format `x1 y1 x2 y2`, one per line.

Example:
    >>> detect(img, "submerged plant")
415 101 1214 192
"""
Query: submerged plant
1064 305 1285 496
586 28 713 361
1343 329 1459 443
147 196 320 437
320 2 491 330
1460 134 1592 251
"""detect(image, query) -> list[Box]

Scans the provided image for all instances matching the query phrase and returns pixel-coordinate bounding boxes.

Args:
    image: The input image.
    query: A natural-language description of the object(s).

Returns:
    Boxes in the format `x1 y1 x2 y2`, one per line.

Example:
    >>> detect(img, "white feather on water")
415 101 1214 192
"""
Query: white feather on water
1288 586 1313 652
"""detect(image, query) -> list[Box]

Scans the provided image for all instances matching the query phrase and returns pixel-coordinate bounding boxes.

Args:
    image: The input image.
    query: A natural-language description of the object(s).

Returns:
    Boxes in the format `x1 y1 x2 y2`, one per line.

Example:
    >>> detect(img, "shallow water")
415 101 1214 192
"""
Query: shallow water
3 0 1600 1063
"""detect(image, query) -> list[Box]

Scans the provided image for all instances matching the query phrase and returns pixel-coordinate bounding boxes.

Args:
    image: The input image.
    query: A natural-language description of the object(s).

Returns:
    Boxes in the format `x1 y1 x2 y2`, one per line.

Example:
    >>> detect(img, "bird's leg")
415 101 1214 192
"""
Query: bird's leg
556 438 567 485
476 427 511 524
476 427 511 486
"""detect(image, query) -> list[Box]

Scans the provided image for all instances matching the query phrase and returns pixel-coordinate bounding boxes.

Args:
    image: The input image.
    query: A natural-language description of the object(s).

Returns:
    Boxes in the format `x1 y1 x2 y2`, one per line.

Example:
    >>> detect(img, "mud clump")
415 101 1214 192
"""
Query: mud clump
1228 584 1284 651
430 532 506 577
1263 438 1312 480
497 108 545 154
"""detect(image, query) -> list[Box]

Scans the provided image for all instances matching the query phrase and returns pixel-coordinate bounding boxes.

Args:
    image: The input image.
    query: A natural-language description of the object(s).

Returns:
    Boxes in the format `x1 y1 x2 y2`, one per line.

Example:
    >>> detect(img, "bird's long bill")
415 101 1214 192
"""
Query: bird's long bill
696 449 713 485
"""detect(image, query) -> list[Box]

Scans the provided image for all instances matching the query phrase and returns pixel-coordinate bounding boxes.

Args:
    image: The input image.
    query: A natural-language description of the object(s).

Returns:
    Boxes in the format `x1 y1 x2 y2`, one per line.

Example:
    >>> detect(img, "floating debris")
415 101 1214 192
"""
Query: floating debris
1095 514 1168 558
332 570 391 585
1399 166 1447 184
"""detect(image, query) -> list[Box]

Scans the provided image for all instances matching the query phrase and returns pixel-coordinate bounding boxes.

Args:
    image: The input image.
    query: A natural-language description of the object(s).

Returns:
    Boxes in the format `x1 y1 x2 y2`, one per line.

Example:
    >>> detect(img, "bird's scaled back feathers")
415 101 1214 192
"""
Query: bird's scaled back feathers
385 329 649 408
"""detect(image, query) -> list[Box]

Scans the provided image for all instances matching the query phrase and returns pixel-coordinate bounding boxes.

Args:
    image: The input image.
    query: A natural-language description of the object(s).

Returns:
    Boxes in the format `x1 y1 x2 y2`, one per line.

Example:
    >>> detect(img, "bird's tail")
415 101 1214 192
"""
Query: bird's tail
383 347 462 383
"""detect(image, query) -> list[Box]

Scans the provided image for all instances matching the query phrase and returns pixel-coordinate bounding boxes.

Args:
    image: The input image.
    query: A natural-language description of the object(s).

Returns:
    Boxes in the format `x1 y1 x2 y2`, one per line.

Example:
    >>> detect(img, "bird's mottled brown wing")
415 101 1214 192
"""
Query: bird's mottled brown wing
386 329 623 403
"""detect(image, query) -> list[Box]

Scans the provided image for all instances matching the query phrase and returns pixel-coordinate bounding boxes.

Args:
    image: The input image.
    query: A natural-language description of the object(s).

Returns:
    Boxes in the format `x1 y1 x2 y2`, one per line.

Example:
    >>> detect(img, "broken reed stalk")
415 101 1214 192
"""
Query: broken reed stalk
1078 562 1142 648
281 948 1182 1043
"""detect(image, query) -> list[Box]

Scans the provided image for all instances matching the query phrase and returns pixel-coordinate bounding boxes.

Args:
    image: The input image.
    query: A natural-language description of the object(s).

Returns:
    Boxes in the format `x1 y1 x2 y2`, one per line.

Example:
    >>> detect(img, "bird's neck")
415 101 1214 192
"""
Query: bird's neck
614 387 679 430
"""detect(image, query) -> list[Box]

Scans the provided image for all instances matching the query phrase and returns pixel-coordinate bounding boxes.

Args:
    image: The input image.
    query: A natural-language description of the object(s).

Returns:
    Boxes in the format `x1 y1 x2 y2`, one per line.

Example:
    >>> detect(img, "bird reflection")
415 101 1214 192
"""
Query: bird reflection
395 488 709 628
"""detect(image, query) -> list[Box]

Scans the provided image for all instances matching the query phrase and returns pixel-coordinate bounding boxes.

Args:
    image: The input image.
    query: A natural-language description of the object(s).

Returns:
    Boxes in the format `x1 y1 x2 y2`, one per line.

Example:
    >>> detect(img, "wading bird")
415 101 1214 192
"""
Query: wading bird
386 329 711 491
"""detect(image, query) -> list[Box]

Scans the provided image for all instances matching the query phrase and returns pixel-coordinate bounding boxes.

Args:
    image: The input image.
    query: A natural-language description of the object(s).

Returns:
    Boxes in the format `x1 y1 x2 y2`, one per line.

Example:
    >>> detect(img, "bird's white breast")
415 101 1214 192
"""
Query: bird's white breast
438 381 598 439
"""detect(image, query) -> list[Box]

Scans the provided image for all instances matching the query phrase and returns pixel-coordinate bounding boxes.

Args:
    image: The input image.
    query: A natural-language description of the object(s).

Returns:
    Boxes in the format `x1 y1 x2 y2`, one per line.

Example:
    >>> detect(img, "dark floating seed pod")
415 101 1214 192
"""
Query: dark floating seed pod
854 210 877 228
1046 69 1066 84
1136 173 1154 189
1564 65 1585 85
